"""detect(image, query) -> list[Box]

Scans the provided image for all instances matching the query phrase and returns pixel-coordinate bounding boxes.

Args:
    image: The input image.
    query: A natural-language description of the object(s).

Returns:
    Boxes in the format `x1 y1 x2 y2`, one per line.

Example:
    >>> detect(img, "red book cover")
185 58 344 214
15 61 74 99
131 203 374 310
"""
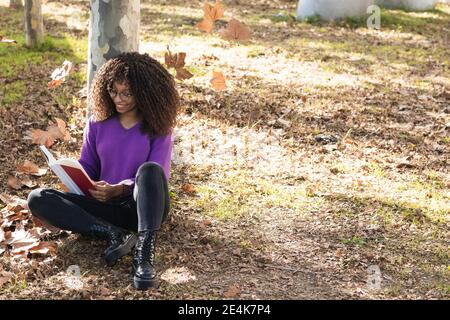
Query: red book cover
60 165 95 197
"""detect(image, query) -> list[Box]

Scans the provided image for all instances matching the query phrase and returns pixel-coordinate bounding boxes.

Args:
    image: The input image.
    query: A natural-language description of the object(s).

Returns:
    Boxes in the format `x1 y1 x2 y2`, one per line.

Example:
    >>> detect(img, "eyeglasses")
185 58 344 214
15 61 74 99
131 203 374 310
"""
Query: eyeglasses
108 89 134 101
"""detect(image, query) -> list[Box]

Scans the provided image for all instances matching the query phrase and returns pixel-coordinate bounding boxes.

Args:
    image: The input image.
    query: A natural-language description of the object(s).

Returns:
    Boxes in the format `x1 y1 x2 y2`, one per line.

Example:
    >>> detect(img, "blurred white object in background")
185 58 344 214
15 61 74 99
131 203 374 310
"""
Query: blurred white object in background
296 0 375 20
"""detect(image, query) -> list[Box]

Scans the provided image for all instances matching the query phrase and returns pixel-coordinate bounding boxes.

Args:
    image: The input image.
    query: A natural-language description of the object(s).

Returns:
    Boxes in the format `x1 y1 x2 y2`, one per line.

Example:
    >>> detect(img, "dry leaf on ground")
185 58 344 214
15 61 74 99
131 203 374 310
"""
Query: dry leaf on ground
210 70 226 92
219 19 251 41
48 60 73 89
16 160 47 176
0 35 17 43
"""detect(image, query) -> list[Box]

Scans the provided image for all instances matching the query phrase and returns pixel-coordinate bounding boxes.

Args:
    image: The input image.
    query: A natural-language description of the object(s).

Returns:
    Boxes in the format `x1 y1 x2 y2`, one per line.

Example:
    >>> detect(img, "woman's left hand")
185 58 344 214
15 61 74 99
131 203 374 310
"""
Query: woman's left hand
89 180 122 202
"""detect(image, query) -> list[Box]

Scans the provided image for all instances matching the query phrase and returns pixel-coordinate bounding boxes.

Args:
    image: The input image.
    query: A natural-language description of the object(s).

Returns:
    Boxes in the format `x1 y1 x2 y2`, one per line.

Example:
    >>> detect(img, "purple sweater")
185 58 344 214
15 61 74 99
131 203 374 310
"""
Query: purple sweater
79 115 173 189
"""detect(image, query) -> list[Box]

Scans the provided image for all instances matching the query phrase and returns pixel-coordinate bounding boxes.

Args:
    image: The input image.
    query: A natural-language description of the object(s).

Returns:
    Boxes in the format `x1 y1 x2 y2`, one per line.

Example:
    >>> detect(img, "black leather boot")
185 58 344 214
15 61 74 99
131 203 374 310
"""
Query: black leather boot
132 230 158 290
89 223 137 267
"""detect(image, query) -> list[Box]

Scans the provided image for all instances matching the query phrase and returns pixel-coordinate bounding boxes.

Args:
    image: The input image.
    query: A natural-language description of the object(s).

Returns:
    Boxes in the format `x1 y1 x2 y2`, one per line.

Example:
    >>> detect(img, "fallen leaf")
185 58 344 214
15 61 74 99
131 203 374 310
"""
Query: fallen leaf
196 0 224 32
7 228 39 246
224 284 240 298
29 241 57 255
32 216 62 233
0 35 17 44
30 118 71 147
31 129 55 147
196 18 214 33
181 183 195 194
48 60 73 89
0 193 28 211
10 251 29 261
203 0 224 22
165 48 186 69
48 118 71 142
219 19 251 41
7 175 23 190
200 219 212 227
0 270 14 288
19 175 36 188
16 160 47 176
175 68 194 81
7 175 35 189
330 167 340 175
100 286 110 295
165 48 194 81
4 209 30 223
210 70 226 92
6 228 51 257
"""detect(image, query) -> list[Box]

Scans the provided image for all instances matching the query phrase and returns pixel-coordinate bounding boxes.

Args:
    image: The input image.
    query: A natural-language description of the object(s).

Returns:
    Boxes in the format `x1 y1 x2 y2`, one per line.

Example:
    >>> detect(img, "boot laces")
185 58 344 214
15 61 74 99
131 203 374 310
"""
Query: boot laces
90 224 122 245
109 230 124 246
136 232 156 264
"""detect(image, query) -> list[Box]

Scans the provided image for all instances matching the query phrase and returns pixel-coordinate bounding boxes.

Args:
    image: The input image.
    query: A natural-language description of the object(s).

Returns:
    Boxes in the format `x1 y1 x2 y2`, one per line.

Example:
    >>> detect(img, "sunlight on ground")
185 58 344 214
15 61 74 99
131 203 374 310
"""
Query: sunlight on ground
141 37 364 91
160 267 197 285
1 0 448 299
173 113 449 224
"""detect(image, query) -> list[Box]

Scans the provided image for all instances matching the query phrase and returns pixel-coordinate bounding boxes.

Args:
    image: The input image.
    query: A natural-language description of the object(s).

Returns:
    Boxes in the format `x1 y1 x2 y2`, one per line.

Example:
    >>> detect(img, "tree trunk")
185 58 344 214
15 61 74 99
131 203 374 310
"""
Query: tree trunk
24 0 44 48
87 0 140 118
9 0 23 9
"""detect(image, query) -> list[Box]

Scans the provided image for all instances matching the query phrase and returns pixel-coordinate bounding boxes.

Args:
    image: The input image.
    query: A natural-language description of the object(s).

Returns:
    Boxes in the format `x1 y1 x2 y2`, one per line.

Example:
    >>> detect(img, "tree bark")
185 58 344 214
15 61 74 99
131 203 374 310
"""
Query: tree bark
24 0 44 48
87 0 140 118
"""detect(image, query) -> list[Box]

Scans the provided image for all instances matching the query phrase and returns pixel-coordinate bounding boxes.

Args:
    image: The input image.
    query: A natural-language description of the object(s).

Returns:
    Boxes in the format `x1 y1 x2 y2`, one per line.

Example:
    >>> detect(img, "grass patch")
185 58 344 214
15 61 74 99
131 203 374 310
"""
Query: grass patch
191 170 324 221
193 179 253 221
0 23 87 72
247 45 266 58
391 198 446 225
366 161 386 178
1 275 27 295
269 11 297 23
1 80 26 105
182 64 208 77
0 7 87 107
295 7 449 33
246 9 296 24
342 235 367 246
437 283 450 296
375 206 395 228
1 4 88 79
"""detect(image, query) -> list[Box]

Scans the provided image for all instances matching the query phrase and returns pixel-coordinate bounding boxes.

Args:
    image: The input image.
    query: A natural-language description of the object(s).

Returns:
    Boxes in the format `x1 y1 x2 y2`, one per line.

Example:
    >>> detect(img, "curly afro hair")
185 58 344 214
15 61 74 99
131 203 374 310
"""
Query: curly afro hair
89 52 179 137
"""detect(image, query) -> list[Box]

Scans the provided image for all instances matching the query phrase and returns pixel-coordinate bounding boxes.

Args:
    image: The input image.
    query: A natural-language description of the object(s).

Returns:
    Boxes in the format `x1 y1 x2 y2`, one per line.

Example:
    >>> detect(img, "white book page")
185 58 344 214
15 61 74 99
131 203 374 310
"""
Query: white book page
51 163 84 196
39 145 56 165
40 145 85 195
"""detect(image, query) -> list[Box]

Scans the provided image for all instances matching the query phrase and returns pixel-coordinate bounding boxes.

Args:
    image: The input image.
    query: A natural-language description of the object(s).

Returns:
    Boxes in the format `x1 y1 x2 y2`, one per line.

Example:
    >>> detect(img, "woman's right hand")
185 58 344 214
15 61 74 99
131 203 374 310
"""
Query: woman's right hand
89 180 123 202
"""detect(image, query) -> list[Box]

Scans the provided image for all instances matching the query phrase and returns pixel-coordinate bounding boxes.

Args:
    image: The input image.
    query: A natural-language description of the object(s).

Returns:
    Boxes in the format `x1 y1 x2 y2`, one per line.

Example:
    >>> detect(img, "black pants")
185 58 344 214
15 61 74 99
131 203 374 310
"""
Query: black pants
27 162 170 234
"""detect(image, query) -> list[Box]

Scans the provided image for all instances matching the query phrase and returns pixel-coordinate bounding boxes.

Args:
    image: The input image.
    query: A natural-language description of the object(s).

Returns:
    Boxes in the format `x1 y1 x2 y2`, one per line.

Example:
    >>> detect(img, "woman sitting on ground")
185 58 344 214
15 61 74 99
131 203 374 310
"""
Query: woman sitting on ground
27 52 179 290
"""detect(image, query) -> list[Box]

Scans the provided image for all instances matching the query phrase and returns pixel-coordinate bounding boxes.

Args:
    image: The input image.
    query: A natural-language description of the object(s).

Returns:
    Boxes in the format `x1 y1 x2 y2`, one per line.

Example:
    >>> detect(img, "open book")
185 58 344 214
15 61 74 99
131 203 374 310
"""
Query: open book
39 145 95 197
